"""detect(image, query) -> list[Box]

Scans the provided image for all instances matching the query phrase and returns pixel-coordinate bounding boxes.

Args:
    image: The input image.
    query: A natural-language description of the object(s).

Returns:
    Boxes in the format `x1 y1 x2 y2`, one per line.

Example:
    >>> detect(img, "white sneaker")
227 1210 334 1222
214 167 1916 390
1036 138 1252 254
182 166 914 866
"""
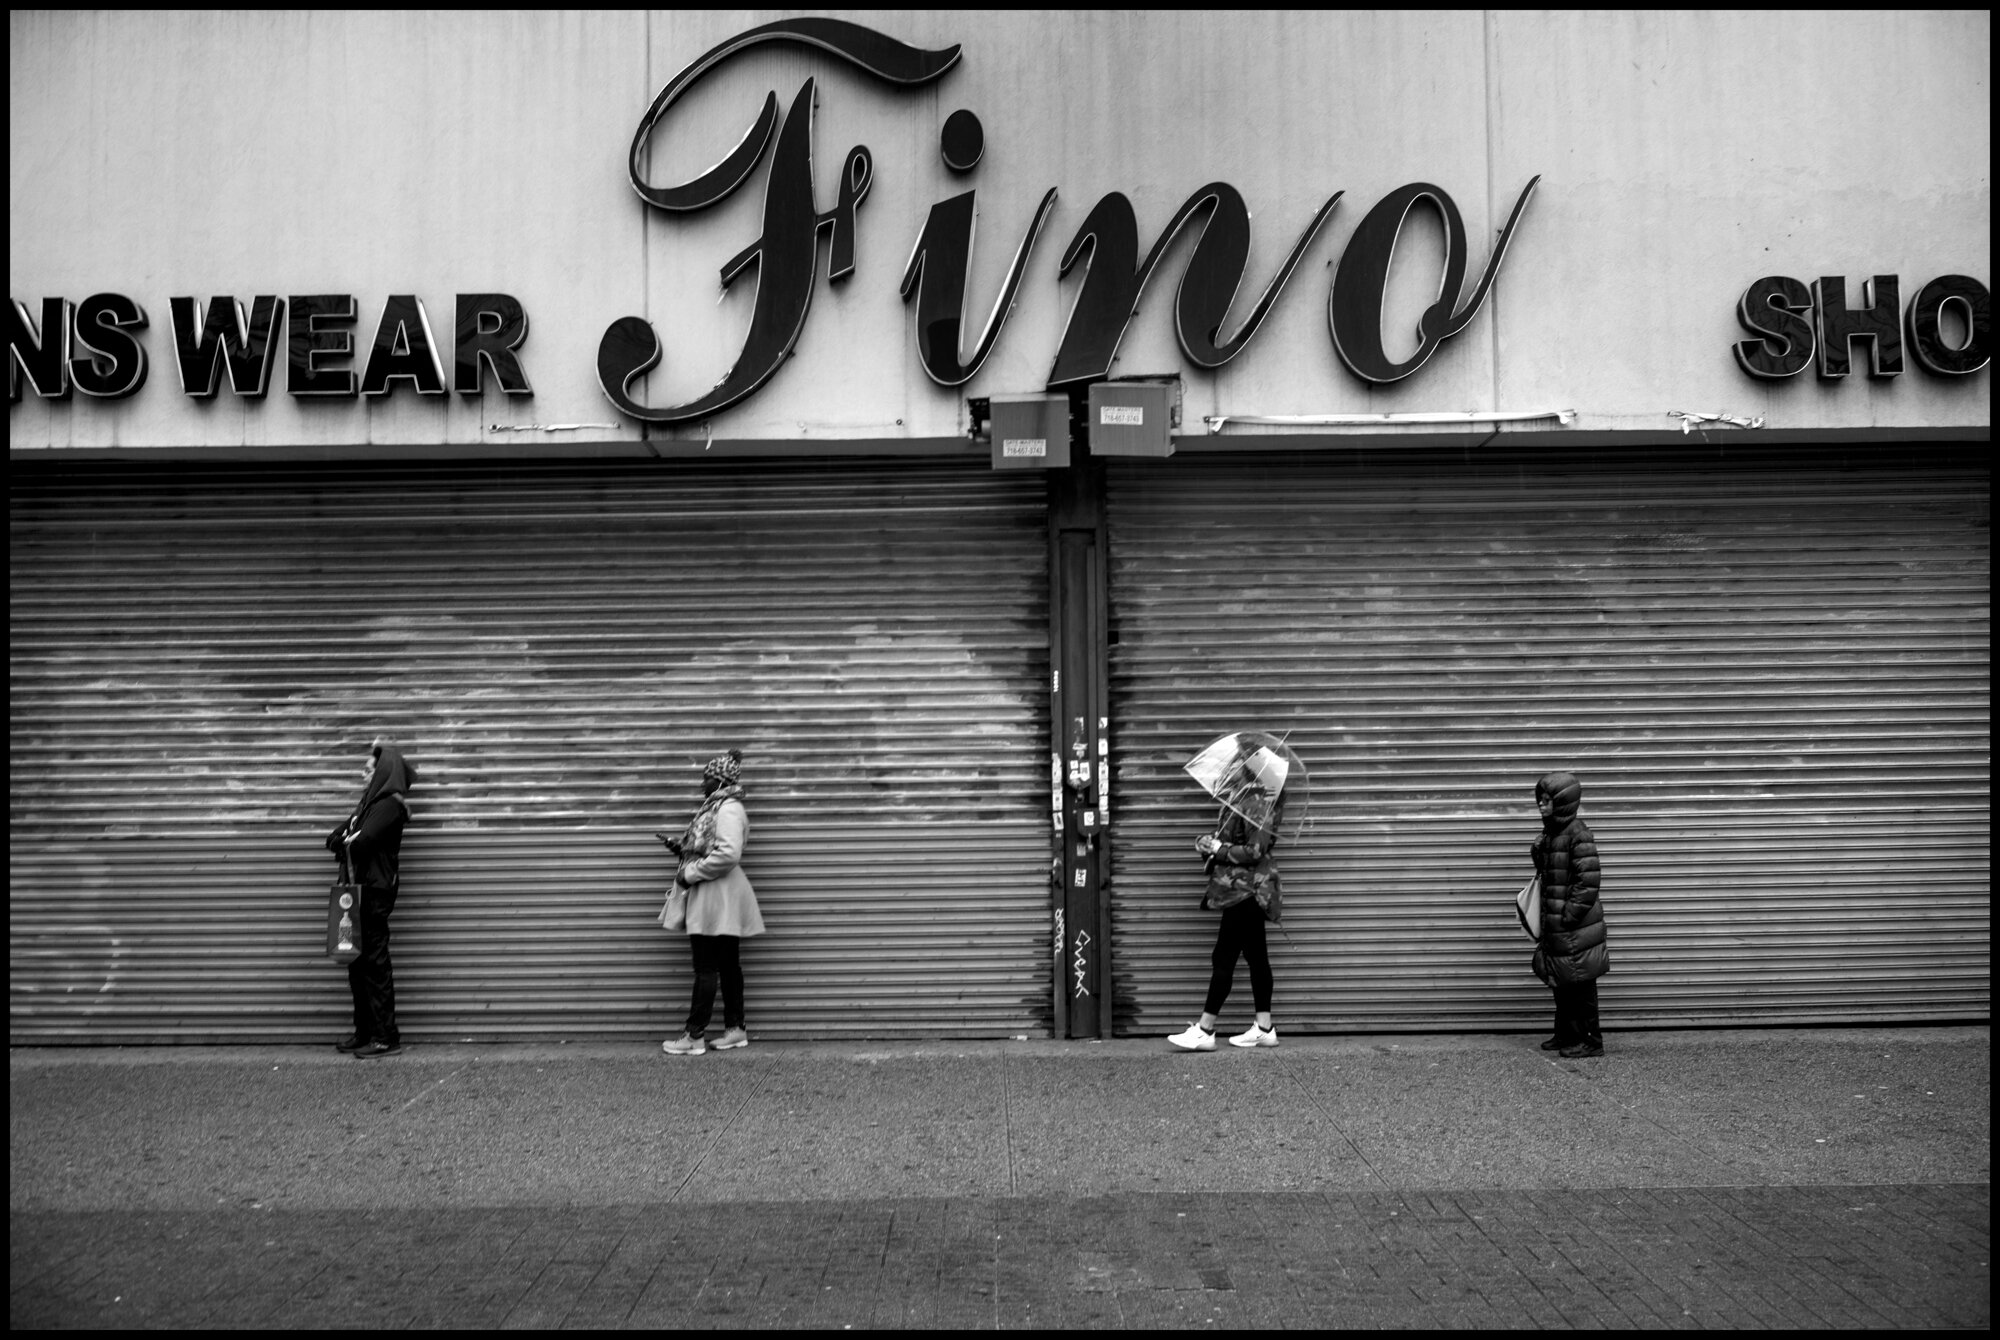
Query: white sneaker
1229 1023 1279 1048
1167 1022 1217 1051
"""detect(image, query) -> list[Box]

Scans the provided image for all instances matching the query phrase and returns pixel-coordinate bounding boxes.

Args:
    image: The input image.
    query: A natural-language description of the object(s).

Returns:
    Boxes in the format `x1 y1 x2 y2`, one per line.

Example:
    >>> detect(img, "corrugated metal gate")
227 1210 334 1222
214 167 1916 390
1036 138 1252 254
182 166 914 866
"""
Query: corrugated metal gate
10 458 1051 1042
1104 444 1990 1032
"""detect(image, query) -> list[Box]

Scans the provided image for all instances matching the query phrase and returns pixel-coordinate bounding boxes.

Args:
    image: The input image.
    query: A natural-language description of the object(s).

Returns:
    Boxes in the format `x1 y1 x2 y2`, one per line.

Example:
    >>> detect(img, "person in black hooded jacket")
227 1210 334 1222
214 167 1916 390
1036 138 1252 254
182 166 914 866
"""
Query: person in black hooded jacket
326 740 415 1058
1530 770 1607 1057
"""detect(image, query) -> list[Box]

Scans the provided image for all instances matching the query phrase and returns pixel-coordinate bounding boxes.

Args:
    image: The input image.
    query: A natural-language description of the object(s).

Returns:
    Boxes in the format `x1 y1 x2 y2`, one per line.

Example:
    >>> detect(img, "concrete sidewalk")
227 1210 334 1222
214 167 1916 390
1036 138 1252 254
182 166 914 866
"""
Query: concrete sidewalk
10 1027 1991 1328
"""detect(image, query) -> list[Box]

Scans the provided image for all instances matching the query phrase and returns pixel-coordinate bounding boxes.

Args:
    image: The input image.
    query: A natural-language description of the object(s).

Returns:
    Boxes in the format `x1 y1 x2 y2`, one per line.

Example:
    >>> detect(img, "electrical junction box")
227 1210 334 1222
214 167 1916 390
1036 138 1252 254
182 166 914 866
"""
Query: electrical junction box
1088 379 1177 457
989 393 1071 469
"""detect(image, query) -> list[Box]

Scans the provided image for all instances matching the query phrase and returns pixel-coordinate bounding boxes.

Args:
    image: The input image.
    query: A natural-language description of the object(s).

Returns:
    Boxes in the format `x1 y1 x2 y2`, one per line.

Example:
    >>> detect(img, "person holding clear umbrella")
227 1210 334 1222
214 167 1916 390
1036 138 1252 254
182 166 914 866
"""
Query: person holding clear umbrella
1168 737 1294 1051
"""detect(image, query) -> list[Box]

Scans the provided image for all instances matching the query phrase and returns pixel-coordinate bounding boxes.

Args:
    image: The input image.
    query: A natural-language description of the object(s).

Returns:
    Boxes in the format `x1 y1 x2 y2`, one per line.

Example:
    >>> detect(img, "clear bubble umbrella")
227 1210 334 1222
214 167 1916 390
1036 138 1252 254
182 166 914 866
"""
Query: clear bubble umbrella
1183 730 1310 844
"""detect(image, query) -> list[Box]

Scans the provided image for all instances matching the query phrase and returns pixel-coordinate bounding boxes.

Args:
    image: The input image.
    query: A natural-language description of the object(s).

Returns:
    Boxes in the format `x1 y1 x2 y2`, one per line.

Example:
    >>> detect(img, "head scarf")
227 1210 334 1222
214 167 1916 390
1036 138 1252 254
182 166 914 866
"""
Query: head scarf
681 750 744 855
703 750 742 789
352 741 416 824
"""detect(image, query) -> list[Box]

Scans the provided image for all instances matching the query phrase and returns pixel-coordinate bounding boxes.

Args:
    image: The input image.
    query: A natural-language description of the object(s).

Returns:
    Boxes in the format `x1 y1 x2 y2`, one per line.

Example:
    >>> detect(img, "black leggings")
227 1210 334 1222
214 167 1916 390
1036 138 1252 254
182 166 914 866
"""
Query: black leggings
1204 898 1273 1015
686 933 745 1036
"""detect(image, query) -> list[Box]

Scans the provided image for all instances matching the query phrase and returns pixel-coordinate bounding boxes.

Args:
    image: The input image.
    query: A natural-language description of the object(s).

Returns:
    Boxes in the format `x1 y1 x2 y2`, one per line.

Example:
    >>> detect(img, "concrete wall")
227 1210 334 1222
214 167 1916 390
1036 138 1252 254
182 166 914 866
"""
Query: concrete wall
8 9 1990 452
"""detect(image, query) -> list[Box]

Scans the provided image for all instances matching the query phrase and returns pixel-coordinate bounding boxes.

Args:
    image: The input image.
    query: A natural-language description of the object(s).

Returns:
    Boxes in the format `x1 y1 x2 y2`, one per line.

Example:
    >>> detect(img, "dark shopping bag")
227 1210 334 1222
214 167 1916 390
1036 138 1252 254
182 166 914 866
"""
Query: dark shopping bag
327 857 364 963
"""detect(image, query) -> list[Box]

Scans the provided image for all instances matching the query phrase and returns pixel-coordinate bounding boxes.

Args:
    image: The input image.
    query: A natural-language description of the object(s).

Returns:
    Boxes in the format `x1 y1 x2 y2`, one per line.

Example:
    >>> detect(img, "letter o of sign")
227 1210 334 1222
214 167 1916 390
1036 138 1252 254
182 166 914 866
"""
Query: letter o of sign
1906 275 1991 376
1328 178 1538 384
1329 183 1467 382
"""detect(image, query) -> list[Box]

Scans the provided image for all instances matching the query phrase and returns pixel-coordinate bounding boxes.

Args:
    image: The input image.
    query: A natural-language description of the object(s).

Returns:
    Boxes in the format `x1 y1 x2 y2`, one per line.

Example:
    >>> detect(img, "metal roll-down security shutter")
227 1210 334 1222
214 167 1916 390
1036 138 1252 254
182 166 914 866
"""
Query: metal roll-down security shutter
1104 444 1989 1033
10 458 1050 1042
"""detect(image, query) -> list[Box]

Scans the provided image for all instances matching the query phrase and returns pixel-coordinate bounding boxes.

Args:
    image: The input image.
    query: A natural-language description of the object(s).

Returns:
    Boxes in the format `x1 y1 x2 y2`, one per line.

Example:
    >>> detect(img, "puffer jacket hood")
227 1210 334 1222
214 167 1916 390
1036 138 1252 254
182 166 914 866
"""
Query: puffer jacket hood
1536 770 1582 828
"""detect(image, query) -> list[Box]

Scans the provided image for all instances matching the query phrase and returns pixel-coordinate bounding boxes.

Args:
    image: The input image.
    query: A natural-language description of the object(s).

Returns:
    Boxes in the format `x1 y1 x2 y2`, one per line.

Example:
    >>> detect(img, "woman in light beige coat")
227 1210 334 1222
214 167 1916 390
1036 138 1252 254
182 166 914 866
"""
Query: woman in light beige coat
661 749 765 1056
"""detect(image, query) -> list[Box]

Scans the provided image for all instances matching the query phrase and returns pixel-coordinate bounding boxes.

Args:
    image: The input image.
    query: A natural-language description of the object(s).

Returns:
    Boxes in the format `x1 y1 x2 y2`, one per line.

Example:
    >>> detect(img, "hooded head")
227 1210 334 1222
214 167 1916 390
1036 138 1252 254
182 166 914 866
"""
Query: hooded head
1535 770 1582 827
357 740 416 815
702 748 743 795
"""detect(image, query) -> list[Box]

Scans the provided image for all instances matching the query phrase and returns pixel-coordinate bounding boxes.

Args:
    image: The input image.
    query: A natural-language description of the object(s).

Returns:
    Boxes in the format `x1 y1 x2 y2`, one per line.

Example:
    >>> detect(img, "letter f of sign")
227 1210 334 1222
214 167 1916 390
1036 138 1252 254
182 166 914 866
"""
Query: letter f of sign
598 19 962 427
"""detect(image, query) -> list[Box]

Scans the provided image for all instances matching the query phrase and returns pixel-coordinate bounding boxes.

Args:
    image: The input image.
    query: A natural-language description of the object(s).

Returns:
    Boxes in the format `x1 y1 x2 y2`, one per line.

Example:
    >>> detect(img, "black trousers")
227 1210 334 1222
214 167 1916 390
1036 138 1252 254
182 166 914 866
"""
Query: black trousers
346 888 398 1045
1552 978 1601 1043
686 933 745 1036
1204 898 1273 1015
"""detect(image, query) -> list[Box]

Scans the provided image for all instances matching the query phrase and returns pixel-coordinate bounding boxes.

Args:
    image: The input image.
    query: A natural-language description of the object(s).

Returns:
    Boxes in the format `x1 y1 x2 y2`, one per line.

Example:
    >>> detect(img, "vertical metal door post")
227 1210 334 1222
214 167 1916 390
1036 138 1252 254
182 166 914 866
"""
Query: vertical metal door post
1048 396 1112 1037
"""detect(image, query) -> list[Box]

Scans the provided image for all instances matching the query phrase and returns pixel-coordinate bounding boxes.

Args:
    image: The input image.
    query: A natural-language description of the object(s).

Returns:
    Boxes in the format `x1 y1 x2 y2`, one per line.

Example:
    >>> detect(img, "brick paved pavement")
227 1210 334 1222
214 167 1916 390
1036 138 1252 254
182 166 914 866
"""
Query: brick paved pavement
12 1184 1989 1329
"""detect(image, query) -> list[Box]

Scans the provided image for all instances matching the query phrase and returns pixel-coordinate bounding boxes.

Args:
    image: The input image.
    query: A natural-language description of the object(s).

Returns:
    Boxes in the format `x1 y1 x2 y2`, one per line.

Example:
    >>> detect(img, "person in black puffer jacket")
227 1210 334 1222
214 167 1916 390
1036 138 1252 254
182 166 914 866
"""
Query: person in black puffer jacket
325 740 415 1059
1530 770 1607 1057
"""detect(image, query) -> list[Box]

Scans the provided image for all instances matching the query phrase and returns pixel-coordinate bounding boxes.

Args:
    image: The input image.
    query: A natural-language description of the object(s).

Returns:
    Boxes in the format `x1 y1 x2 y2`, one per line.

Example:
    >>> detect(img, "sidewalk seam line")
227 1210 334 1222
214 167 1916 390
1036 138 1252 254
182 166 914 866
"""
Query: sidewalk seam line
620 1232 668 1327
343 1060 474 1153
395 1061 473 1119
667 1064 772 1204
1002 1052 1017 1197
1274 1051 1389 1187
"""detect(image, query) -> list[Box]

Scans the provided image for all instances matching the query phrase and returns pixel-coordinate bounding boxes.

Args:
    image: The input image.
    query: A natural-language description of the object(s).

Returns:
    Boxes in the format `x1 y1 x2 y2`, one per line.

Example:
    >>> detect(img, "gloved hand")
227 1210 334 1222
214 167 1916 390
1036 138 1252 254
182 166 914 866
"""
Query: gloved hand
1195 835 1223 858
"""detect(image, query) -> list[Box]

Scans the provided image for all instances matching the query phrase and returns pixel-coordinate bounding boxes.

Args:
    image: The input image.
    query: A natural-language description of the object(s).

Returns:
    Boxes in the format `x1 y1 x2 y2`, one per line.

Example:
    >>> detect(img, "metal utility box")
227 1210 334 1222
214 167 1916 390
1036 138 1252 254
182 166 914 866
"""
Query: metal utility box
1087 380 1177 457
989 393 1071 469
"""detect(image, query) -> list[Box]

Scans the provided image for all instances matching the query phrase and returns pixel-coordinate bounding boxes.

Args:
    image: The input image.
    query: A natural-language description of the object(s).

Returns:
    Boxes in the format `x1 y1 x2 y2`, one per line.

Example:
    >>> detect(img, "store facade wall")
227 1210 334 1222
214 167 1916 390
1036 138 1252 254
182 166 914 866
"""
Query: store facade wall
8 11 1988 447
10 12 1990 1042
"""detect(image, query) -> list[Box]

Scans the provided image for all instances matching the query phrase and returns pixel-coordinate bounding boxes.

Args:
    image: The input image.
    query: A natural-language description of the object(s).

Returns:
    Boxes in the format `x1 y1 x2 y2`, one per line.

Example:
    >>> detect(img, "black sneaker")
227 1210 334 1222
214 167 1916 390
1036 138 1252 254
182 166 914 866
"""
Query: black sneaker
1559 1040 1604 1059
353 1040 403 1060
1539 1036 1571 1052
336 1034 370 1053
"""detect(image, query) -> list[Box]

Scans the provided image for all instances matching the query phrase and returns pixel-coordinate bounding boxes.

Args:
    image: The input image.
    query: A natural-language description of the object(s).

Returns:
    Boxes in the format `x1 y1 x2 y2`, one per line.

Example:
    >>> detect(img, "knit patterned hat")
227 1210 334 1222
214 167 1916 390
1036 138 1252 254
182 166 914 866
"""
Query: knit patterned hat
703 749 742 786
